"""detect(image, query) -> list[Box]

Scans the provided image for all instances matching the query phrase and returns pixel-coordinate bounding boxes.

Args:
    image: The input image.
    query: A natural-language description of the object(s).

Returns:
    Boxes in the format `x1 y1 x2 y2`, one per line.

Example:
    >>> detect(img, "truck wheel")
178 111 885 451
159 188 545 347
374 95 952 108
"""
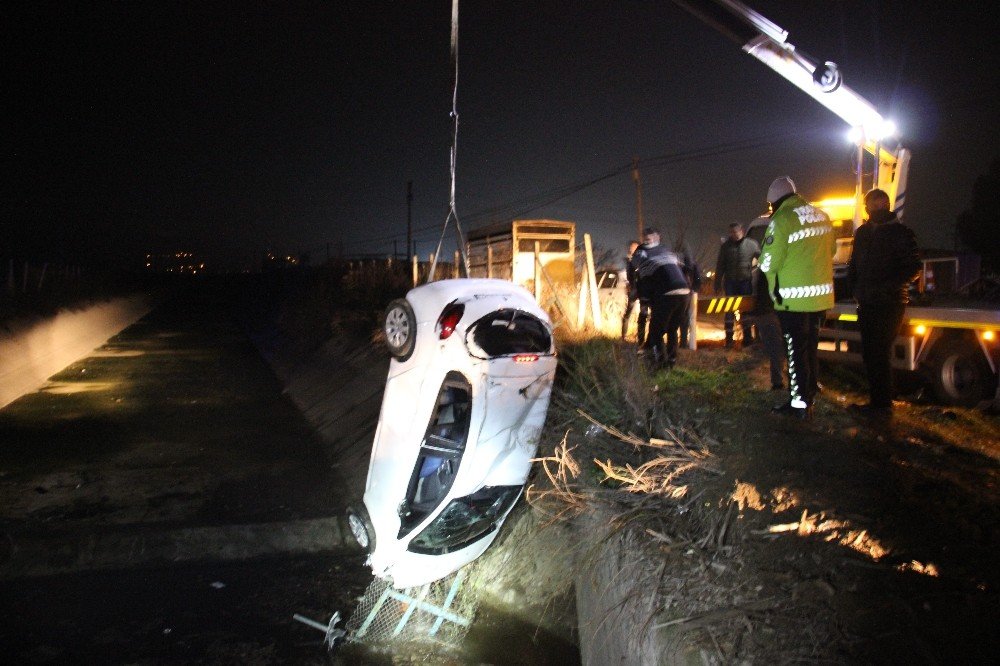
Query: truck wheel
383 299 416 361
930 339 994 407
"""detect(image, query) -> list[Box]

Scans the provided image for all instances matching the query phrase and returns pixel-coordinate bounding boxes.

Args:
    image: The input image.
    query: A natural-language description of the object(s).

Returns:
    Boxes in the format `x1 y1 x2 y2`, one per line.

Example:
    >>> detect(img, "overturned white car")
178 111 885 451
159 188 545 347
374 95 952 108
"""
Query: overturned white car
347 279 557 588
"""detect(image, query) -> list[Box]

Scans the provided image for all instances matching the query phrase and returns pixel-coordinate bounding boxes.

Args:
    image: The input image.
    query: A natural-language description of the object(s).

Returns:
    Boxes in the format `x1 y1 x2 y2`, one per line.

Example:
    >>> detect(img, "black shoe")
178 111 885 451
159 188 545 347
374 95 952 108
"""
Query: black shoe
771 402 811 420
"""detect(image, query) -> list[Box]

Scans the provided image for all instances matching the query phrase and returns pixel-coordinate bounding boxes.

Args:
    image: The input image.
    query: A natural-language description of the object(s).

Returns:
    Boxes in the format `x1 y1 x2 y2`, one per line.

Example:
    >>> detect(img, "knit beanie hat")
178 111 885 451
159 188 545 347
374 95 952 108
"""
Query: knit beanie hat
767 176 796 204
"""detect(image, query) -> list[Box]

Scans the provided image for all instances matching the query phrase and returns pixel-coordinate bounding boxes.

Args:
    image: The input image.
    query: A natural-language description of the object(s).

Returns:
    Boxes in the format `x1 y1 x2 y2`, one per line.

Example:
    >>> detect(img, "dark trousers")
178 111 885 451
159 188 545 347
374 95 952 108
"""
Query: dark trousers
776 310 824 407
647 293 688 365
723 278 754 342
858 300 906 407
747 311 784 388
678 292 693 347
623 296 651 345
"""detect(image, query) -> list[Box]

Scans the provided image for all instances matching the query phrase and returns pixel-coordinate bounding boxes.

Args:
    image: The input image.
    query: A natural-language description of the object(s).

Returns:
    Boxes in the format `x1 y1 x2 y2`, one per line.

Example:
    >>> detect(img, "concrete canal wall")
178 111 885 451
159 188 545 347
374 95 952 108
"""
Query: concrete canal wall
0 295 152 409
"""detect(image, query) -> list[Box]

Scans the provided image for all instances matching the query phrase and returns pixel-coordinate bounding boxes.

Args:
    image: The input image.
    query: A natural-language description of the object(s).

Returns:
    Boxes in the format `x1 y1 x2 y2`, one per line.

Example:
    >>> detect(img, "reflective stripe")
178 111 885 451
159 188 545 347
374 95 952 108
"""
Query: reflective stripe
778 283 833 300
787 225 833 244
783 332 807 408
706 296 743 314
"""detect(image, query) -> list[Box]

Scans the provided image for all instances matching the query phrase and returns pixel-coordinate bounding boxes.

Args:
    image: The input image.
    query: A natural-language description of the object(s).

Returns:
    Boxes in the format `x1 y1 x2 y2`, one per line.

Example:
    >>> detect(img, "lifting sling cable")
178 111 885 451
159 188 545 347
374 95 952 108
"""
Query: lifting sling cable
428 0 470 282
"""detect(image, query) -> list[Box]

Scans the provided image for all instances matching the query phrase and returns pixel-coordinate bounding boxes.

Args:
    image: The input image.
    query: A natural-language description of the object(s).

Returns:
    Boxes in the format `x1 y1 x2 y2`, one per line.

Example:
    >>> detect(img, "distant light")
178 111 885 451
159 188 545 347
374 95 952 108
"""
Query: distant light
984 330 996 342
914 324 927 335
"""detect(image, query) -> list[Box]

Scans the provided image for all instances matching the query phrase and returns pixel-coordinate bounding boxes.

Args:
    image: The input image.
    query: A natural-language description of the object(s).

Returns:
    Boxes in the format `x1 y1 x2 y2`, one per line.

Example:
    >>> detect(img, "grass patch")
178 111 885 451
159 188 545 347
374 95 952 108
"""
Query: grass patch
655 364 749 396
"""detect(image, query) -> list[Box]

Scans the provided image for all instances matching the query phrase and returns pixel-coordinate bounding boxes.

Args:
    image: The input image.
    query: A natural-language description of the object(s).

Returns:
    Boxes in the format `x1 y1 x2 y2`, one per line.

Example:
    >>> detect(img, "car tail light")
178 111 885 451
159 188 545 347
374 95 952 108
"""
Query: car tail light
513 353 538 363
436 302 465 340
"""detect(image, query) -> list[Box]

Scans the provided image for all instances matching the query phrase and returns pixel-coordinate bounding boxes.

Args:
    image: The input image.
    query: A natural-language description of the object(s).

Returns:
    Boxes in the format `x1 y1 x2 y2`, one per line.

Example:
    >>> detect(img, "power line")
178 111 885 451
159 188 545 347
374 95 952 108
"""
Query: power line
330 127 821 254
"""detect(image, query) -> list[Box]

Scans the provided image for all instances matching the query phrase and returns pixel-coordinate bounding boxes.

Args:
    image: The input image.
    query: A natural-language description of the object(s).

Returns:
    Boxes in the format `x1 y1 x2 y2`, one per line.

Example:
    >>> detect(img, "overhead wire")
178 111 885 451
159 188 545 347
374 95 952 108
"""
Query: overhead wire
327 126 825 256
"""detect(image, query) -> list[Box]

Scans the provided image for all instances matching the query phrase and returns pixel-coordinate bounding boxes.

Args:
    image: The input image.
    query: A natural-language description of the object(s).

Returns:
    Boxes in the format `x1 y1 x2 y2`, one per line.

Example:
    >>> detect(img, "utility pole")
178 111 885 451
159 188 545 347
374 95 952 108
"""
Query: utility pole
406 180 413 263
632 156 645 241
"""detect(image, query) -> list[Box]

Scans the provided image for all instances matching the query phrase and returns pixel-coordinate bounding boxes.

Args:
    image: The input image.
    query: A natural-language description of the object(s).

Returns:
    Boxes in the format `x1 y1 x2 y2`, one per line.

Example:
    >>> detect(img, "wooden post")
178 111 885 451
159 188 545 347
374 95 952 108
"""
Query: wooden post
428 253 435 282
632 157 645 243
577 275 587 330
534 241 542 302
486 245 493 279
688 292 698 350
412 254 419 287
453 250 460 279
584 233 601 328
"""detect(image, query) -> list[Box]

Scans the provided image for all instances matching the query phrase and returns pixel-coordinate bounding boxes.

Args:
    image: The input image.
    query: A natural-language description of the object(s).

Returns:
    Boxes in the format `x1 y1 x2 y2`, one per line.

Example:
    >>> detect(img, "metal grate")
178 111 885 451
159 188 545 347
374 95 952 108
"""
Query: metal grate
345 571 477 647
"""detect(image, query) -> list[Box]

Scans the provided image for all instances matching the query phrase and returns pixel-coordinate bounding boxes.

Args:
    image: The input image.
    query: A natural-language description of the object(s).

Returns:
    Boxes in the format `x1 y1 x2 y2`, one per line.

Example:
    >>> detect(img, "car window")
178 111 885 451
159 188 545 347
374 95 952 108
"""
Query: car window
398 371 471 536
408 485 522 555
466 309 552 358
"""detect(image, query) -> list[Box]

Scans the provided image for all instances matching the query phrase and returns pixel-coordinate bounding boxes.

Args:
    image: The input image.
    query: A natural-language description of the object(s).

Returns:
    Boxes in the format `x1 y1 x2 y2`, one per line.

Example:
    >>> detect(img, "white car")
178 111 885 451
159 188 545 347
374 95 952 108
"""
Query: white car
347 279 557 588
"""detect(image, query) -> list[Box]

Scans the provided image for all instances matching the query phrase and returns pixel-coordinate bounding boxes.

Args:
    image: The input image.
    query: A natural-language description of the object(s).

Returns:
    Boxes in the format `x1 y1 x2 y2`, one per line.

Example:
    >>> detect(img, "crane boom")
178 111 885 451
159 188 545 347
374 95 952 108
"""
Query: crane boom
670 0 909 222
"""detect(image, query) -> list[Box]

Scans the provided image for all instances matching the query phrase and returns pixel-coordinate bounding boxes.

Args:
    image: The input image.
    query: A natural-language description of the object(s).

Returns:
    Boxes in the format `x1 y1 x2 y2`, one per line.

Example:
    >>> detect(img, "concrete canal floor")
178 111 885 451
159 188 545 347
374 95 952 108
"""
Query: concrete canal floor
0 288 576 663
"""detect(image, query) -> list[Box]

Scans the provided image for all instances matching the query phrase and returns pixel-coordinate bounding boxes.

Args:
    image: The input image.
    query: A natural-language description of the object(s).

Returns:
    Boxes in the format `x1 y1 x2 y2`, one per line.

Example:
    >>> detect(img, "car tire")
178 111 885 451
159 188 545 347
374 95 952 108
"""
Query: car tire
346 504 376 553
383 299 416 361
930 338 994 407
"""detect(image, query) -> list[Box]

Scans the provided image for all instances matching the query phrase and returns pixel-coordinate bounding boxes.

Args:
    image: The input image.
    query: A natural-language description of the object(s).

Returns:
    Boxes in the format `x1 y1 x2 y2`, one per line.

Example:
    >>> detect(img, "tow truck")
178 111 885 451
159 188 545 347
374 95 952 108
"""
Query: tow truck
674 0 999 406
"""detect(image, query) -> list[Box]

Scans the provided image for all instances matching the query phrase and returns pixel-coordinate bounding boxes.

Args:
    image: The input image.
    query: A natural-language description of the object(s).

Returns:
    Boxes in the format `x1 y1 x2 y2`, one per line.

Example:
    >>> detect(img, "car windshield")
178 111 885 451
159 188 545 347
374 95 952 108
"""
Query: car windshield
407 485 522 555
397 371 471 537
466 309 552 358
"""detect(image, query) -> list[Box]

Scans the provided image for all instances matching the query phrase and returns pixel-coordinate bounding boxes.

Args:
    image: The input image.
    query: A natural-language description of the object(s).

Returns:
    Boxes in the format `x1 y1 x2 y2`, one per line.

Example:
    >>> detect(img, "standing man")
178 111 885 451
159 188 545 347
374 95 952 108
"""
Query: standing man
714 223 760 347
621 240 649 344
847 188 921 414
674 239 701 348
632 227 691 368
760 176 835 419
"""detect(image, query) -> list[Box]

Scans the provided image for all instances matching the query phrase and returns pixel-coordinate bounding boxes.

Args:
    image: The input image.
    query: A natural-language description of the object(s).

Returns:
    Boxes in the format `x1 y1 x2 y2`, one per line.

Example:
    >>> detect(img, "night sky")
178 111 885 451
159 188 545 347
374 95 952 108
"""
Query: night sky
7 1 998 271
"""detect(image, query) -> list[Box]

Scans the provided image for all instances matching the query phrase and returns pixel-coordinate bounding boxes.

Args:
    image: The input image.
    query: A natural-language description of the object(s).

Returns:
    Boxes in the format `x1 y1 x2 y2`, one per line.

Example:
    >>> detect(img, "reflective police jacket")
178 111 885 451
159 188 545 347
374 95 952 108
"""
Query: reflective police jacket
759 193 835 313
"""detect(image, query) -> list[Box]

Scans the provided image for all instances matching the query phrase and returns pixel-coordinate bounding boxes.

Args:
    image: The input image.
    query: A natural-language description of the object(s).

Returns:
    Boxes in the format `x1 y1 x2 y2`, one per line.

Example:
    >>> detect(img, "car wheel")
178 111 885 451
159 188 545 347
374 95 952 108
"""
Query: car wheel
383 299 416 361
346 505 375 553
931 338 994 406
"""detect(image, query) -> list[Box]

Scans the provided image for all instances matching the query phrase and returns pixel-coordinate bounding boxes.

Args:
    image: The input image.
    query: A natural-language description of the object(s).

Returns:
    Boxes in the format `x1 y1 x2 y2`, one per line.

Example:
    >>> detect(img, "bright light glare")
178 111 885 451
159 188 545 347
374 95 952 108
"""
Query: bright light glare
984 330 996 341
914 324 927 335
847 120 898 144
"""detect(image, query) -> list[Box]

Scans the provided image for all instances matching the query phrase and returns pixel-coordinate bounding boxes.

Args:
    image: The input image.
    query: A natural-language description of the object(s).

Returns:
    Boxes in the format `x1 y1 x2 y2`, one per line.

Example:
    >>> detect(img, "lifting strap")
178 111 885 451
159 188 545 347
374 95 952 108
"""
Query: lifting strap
429 0 470 282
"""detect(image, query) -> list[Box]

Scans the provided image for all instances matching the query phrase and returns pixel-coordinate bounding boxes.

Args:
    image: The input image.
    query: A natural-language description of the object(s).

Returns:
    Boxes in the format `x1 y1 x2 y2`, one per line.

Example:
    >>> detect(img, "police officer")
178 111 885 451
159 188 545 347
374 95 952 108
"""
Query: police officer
759 176 836 419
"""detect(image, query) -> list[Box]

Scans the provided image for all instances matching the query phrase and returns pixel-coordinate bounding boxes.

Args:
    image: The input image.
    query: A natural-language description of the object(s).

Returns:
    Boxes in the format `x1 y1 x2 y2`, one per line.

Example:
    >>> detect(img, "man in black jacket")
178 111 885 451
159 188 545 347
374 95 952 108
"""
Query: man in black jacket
847 188 922 413
714 223 760 347
621 240 650 343
632 227 691 368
